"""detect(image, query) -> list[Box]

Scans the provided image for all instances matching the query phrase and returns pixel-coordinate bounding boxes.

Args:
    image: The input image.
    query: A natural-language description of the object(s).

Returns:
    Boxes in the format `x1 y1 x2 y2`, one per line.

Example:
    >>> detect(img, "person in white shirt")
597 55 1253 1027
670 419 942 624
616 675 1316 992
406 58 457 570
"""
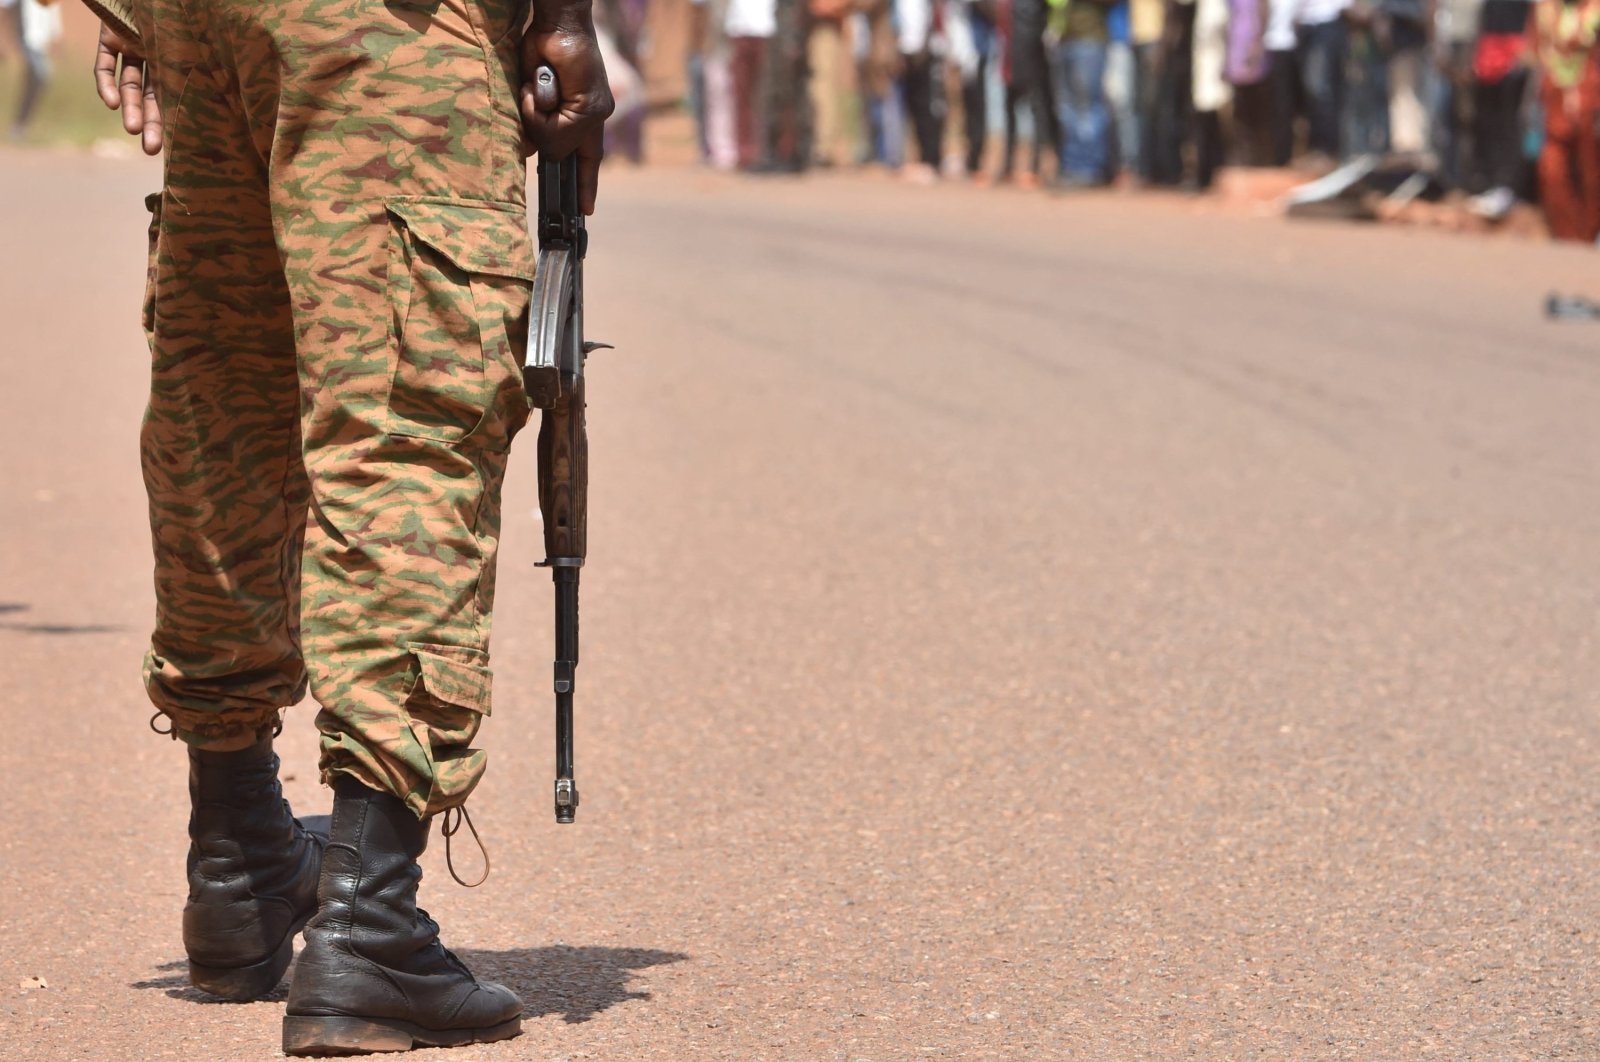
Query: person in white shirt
897 0 946 178
726 0 778 167
1263 0 1299 162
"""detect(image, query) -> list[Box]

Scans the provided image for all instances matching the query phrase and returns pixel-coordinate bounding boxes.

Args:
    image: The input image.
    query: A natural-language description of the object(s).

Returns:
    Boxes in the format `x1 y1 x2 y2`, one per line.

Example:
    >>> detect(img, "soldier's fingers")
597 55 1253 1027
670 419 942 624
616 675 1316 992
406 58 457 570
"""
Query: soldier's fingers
518 89 553 149
520 107 576 160
118 57 146 134
94 34 122 109
141 81 163 156
576 126 603 215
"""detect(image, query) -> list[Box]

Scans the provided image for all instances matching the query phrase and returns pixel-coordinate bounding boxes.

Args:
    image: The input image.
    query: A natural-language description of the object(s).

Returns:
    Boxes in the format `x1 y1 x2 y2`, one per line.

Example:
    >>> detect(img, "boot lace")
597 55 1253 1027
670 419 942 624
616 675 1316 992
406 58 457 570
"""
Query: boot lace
441 805 490 888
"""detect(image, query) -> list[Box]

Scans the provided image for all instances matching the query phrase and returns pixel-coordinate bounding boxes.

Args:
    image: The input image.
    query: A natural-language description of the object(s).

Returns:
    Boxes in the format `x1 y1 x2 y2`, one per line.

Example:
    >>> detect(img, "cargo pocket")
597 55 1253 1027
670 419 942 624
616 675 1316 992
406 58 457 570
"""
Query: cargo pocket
404 644 493 750
400 643 495 815
383 197 535 450
142 191 162 336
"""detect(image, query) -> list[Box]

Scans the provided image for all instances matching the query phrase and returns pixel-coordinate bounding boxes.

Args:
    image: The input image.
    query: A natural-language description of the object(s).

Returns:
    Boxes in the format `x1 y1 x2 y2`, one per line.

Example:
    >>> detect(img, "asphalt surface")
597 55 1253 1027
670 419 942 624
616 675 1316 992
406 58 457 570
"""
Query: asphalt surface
3 149 1599 1061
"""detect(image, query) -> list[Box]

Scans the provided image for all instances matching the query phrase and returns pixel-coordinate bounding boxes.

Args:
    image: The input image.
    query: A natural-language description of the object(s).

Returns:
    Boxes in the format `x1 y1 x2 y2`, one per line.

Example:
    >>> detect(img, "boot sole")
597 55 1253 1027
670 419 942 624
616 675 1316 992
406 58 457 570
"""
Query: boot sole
281 1014 522 1055
188 908 314 1002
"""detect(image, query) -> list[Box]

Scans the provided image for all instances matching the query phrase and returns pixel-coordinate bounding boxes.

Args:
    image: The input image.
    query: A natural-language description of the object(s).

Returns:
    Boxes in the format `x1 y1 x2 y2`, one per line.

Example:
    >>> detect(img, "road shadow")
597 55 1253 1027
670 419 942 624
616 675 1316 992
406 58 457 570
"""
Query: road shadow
0 621 126 634
130 946 688 1019
0 601 124 635
129 959 289 1004
459 946 690 1024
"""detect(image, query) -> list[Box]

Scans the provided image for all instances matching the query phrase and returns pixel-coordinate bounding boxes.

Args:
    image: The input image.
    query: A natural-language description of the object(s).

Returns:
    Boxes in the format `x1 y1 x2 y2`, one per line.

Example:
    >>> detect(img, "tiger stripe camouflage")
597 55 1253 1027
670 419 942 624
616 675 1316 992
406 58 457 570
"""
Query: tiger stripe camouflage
137 0 535 817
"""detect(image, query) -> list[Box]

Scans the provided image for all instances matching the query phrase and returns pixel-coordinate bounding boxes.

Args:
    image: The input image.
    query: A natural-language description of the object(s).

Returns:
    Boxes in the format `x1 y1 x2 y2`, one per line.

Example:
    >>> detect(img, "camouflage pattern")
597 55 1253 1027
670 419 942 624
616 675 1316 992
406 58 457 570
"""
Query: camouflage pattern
137 0 535 817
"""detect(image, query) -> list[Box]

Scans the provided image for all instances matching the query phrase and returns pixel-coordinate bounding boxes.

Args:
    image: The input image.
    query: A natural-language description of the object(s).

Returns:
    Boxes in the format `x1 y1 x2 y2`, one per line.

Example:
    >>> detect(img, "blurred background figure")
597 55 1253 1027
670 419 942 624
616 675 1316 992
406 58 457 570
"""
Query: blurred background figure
951 0 998 179
691 0 741 167
1468 0 1531 217
689 0 710 155
758 0 811 171
1190 0 1232 185
1130 0 1167 178
1050 0 1116 186
727 0 777 168
1225 0 1277 166
854 0 907 166
600 0 651 161
1343 0 1390 155
808 0 855 165
1103 0 1141 182
897 0 945 180
1380 0 1430 156
1000 0 1059 184
3 0 60 142
1530 0 1600 239
1148 0 1197 185
1263 0 1300 165
1428 0 1482 187
1294 0 1351 162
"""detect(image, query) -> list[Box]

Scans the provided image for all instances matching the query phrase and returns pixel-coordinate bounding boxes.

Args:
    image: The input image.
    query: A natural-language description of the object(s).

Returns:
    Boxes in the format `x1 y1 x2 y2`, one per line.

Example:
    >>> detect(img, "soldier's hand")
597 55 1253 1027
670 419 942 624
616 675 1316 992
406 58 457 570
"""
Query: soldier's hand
93 21 162 156
519 23 614 215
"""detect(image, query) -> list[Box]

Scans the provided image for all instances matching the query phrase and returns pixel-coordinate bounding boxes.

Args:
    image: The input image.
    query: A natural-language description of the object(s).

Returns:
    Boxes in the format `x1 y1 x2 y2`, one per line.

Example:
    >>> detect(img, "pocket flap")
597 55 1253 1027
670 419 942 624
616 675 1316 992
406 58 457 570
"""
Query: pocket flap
408 645 493 716
386 197 535 281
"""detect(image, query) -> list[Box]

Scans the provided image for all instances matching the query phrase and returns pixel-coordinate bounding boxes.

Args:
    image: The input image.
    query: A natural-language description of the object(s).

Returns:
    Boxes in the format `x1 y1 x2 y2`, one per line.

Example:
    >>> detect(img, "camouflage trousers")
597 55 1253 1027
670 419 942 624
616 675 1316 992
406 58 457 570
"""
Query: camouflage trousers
137 0 534 817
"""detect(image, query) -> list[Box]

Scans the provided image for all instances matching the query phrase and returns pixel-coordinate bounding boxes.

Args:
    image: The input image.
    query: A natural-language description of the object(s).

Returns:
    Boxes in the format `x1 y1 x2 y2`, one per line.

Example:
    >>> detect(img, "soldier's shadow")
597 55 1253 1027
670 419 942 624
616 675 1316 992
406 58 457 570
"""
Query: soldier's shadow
458 945 690 1024
130 945 689 1023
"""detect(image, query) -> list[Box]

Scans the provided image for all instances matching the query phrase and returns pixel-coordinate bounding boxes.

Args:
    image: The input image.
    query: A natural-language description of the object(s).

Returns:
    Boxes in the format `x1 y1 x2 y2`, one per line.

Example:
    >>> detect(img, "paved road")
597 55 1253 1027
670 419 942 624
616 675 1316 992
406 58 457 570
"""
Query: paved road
3 150 1599 1061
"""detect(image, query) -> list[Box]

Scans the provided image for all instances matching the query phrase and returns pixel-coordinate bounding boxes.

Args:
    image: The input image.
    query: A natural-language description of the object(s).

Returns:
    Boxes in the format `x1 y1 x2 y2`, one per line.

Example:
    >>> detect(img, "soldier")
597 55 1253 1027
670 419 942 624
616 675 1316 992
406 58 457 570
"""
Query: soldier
90 0 612 1053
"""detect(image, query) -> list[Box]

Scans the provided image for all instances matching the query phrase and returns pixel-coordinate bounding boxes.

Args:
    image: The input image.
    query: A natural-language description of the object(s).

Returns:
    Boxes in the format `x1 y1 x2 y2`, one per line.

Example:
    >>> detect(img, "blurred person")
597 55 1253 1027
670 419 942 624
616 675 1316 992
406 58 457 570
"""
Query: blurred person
1264 0 1301 164
1131 0 1167 177
1106 0 1140 178
690 0 710 156
855 0 908 164
809 0 856 164
1192 0 1234 184
3 0 60 141
1343 2 1390 154
1381 0 1431 153
1295 0 1352 160
952 0 999 176
1000 0 1060 182
694 0 742 167
1147 0 1198 184
599 0 648 161
1430 0 1485 186
88 0 612 1054
729 0 780 167
1469 0 1532 214
1227 0 1278 165
899 0 947 179
1530 0 1600 238
759 0 813 170
1049 0 1117 185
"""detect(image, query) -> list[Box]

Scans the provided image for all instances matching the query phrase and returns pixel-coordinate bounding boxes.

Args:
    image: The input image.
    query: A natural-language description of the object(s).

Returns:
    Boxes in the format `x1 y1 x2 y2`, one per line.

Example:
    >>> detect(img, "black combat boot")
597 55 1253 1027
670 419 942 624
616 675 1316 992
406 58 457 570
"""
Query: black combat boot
185 735 323 1000
282 775 522 1055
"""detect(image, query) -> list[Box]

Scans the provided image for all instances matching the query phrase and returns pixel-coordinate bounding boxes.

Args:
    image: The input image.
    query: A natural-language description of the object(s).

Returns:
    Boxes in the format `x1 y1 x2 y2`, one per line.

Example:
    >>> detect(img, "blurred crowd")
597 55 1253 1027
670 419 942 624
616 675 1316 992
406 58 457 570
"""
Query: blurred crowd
676 0 1600 241
2 0 1593 241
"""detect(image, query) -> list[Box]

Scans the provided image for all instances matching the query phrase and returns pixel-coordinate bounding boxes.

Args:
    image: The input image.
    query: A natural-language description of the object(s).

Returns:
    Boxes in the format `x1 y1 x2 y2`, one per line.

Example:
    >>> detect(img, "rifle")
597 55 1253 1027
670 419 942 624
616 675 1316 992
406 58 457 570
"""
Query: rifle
526 67 608 823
